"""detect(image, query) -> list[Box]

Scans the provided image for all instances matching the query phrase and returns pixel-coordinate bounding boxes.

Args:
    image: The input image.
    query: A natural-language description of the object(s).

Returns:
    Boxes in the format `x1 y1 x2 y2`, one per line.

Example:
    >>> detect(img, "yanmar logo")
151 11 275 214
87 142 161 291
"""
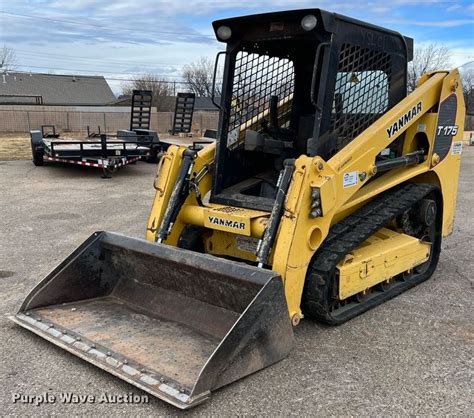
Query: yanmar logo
208 216 246 230
387 102 422 138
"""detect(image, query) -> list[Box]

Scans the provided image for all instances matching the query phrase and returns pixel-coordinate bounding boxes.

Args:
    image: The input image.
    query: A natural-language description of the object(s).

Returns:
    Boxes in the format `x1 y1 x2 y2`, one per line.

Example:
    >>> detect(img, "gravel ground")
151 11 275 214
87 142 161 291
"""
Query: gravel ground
0 149 472 416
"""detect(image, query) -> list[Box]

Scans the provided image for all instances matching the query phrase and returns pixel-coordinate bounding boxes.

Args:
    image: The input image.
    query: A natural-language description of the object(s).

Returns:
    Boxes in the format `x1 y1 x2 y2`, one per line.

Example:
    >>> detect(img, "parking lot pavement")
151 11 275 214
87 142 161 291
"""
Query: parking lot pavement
1 150 472 415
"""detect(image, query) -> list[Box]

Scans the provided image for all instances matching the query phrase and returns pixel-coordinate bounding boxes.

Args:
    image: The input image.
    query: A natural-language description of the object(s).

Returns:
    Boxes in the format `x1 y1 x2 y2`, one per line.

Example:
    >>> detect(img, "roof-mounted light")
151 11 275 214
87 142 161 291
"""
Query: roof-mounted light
217 25 232 41
301 14 317 31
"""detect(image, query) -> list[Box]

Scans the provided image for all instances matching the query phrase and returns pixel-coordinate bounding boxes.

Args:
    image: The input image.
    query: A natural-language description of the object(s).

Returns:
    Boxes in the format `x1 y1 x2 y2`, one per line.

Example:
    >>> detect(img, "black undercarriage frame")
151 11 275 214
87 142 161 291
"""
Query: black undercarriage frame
210 9 412 211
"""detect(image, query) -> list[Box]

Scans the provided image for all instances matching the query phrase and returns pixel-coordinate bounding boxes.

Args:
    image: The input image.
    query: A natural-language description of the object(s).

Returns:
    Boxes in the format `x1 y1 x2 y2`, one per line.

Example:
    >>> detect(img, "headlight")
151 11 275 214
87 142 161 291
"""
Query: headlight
217 25 232 41
301 14 317 31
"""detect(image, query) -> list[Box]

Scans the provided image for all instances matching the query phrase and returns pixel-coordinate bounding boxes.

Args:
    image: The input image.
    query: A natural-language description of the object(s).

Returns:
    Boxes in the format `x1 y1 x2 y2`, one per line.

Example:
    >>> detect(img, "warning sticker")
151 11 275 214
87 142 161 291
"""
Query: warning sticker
452 141 463 155
236 235 259 253
343 171 358 188
227 127 240 148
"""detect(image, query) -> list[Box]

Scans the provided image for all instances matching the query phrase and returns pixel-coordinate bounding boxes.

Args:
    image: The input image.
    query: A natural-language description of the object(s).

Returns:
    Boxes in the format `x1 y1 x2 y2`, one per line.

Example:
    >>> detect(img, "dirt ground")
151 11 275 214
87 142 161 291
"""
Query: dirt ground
0 133 36 161
0 132 89 161
1 131 472 162
0 143 472 415
0 132 210 161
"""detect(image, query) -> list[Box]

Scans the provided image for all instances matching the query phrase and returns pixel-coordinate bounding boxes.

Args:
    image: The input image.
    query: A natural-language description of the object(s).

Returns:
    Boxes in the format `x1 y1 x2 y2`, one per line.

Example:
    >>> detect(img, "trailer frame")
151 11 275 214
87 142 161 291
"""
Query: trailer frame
31 130 155 178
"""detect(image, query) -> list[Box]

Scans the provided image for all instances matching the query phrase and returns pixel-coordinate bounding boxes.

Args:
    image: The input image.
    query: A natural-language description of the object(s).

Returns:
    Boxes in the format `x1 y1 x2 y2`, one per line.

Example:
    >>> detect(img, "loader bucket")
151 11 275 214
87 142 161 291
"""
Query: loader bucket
11 232 294 408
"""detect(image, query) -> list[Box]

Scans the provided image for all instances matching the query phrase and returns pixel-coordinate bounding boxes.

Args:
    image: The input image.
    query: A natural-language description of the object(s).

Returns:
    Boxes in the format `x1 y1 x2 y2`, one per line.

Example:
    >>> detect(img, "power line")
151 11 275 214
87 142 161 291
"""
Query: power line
459 60 474 68
10 69 192 85
15 64 183 78
106 77 190 85
14 49 185 68
15 52 185 71
0 10 216 40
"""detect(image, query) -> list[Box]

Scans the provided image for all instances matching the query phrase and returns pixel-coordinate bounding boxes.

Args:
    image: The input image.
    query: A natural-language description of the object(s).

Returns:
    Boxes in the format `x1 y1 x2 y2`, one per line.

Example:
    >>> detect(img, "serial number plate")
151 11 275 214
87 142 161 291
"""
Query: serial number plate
236 235 259 253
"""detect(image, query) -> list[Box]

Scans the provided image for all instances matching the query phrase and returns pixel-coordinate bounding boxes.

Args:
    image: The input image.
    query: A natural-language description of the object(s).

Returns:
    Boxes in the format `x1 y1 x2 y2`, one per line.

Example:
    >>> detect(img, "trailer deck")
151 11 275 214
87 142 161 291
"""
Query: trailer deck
31 130 154 178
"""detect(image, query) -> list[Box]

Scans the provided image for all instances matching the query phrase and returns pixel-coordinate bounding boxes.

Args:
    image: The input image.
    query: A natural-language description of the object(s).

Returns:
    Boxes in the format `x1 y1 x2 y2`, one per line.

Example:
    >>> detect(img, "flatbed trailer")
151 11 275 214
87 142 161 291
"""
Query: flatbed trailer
30 129 154 178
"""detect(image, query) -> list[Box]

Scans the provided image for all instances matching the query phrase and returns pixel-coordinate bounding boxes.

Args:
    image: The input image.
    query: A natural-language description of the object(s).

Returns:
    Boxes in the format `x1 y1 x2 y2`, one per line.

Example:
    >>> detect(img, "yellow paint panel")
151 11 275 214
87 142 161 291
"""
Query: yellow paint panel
203 206 265 236
204 231 258 262
337 228 431 299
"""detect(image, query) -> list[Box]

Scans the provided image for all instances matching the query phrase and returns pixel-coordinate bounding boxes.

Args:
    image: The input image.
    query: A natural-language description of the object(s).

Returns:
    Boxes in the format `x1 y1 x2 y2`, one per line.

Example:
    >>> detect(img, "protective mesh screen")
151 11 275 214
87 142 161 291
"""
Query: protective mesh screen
330 43 392 149
227 51 295 148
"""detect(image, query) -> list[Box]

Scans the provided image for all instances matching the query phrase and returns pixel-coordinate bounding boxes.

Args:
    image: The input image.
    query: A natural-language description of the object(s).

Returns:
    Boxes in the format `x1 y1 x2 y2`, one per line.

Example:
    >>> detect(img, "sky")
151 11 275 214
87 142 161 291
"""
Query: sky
0 0 473 95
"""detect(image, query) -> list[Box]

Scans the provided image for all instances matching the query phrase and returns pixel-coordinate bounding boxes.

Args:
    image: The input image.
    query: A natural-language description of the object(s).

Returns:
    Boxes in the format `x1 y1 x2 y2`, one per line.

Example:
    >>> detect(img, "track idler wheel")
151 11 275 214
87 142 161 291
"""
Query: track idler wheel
399 269 414 282
418 199 436 227
354 288 372 303
376 278 394 292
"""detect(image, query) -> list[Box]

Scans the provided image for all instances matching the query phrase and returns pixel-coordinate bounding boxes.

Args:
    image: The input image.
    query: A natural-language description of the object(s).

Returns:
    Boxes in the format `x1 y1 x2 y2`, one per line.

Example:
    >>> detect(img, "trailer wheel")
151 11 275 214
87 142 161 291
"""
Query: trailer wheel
145 146 162 163
101 167 112 179
30 134 44 166
145 152 157 163
32 150 44 166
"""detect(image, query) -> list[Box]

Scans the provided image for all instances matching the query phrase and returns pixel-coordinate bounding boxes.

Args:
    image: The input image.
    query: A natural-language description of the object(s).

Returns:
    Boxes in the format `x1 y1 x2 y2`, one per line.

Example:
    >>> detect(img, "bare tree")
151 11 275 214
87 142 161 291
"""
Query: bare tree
0 45 17 72
407 44 451 92
461 68 474 115
122 74 174 111
182 57 221 97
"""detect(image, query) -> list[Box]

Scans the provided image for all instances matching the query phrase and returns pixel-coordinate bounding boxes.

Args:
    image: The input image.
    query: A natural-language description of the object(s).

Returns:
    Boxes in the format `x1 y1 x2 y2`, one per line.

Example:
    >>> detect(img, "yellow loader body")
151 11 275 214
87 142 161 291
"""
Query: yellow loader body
12 8 464 409
147 69 464 322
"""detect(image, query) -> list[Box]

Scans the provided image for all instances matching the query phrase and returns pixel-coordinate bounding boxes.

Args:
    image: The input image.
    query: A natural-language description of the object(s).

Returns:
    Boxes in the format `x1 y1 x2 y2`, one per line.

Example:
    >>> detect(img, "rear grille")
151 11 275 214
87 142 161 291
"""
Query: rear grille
212 206 244 214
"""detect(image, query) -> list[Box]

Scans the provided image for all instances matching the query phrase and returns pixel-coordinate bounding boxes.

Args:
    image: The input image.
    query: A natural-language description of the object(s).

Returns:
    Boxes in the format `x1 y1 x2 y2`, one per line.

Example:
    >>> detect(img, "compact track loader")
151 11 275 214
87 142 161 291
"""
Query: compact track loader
12 9 464 409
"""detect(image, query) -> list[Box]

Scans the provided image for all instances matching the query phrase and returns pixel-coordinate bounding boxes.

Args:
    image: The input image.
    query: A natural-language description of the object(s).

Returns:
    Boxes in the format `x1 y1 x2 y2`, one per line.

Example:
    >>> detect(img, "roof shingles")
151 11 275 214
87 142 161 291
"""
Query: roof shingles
0 72 116 105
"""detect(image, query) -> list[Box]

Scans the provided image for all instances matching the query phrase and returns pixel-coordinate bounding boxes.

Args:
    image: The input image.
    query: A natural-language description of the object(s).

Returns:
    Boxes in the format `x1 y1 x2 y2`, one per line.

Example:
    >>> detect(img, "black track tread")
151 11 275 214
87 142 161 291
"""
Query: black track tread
302 183 437 325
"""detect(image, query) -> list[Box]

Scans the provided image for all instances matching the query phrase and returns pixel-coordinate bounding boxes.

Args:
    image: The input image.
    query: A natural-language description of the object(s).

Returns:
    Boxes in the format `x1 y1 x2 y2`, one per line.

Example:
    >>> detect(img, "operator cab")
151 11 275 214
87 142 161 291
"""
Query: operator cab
210 9 412 211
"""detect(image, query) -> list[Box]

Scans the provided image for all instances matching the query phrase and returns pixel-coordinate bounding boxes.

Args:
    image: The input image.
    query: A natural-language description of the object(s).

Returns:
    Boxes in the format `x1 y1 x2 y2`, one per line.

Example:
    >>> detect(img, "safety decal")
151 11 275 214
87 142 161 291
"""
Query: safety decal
343 171 358 188
452 141 462 155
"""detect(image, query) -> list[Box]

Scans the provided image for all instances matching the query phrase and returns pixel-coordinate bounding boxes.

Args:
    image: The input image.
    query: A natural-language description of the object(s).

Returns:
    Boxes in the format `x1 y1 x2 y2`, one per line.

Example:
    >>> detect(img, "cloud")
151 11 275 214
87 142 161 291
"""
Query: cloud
384 18 473 28
6 0 468 48
27 0 455 18
2 0 473 92
446 4 462 12
49 0 99 11
0 9 216 46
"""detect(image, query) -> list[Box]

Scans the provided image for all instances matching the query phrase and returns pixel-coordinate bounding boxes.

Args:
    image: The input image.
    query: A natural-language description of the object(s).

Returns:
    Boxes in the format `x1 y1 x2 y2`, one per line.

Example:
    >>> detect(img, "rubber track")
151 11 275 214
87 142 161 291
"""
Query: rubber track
302 182 437 325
